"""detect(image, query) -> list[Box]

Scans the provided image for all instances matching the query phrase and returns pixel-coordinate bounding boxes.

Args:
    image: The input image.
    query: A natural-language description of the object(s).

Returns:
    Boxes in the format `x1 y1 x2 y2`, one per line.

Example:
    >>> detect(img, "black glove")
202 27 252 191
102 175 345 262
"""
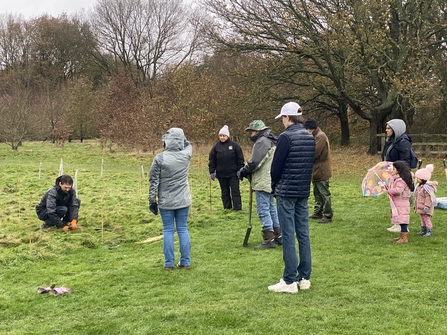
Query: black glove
237 168 243 180
149 202 158 215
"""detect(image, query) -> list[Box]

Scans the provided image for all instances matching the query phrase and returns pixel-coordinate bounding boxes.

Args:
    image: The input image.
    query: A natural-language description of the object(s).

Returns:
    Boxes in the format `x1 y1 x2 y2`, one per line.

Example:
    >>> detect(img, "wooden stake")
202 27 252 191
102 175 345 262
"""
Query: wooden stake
59 158 63 176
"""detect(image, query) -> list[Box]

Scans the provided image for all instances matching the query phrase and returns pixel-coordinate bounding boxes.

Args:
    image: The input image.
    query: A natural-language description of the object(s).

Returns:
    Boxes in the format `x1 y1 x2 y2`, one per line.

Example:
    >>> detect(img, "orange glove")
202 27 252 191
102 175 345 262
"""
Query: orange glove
70 219 77 230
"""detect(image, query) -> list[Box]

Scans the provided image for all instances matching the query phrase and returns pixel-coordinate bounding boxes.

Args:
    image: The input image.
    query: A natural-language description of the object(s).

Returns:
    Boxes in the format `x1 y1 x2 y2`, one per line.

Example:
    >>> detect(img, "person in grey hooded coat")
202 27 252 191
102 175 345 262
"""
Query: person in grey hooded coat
148 128 192 270
381 119 414 167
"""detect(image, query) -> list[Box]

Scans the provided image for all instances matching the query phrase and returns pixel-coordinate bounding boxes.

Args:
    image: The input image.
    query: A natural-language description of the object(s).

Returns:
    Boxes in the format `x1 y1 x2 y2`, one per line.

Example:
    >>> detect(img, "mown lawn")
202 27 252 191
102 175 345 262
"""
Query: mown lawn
0 141 446 334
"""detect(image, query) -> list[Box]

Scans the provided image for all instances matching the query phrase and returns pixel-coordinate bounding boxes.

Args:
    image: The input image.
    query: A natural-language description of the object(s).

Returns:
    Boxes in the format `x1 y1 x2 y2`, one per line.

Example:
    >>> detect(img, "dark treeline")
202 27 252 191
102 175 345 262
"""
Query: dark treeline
1 0 446 153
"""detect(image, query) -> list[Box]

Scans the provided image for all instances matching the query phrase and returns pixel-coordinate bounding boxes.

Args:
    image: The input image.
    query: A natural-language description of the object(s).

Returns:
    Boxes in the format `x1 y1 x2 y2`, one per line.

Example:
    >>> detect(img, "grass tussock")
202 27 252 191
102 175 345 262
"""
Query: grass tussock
0 141 447 334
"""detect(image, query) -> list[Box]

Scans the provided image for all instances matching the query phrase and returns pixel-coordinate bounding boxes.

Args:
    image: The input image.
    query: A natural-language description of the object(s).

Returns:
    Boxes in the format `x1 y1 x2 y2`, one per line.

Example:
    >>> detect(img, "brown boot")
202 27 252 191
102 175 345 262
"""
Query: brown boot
273 227 282 245
394 232 408 244
254 230 276 249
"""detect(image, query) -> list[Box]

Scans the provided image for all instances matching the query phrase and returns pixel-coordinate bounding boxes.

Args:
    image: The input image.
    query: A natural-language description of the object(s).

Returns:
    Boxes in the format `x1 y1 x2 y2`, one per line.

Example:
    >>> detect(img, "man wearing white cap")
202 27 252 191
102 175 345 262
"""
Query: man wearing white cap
268 102 315 294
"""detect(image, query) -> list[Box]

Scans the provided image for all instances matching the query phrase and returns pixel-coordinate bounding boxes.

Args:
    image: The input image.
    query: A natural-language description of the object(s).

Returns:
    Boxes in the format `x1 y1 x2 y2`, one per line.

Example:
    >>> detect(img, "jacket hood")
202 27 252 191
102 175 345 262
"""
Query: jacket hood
427 180 438 192
55 175 63 186
387 119 406 139
250 128 277 144
162 128 186 151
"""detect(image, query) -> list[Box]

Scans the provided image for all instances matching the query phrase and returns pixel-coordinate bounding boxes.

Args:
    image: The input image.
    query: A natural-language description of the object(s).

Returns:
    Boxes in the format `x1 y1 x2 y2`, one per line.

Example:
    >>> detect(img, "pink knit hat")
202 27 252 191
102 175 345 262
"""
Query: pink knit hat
415 164 434 181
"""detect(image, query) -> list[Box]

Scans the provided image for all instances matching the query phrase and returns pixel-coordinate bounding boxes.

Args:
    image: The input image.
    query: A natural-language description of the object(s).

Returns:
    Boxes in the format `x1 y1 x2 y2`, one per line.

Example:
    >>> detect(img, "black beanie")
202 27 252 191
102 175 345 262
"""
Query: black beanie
304 118 318 129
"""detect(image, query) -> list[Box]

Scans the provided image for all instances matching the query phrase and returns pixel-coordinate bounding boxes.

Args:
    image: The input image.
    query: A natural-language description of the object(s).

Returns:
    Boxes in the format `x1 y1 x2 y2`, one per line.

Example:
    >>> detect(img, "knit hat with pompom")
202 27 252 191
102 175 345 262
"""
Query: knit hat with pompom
415 164 434 181
219 125 230 137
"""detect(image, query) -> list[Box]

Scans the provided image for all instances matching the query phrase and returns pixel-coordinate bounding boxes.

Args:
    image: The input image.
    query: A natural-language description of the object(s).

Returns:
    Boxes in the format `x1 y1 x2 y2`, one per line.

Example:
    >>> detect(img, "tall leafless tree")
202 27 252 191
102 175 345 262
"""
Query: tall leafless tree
92 0 202 89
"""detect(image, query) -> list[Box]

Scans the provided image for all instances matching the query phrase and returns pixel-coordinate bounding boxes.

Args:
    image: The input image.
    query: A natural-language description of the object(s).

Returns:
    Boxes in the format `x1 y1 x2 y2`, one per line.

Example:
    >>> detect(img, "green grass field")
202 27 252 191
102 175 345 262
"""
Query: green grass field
1 141 447 334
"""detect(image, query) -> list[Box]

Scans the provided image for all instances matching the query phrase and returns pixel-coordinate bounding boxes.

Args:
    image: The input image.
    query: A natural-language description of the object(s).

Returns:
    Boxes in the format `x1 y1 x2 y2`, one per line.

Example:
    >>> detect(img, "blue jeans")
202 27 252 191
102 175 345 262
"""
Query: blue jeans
255 191 280 231
160 206 191 267
276 196 312 284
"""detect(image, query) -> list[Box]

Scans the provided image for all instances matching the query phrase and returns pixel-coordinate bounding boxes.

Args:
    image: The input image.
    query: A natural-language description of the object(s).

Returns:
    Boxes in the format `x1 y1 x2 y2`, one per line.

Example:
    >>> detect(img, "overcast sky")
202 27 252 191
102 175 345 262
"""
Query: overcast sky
1 0 196 19
1 0 96 18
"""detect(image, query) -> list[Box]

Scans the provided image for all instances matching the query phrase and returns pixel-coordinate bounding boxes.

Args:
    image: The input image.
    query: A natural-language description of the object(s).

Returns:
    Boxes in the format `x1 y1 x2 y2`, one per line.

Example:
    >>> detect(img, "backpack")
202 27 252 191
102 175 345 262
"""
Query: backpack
393 136 418 169
409 147 418 169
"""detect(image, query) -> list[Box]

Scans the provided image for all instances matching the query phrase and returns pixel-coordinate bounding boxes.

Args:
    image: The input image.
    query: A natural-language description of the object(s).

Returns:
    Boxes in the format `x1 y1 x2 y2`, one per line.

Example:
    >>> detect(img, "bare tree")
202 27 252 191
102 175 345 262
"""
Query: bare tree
65 78 98 142
0 88 43 150
91 0 201 88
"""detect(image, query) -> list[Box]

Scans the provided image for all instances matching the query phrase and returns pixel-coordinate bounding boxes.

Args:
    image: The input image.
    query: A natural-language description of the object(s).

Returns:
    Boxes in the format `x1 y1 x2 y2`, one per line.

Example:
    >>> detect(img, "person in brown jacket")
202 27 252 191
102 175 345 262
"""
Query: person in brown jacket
304 119 333 223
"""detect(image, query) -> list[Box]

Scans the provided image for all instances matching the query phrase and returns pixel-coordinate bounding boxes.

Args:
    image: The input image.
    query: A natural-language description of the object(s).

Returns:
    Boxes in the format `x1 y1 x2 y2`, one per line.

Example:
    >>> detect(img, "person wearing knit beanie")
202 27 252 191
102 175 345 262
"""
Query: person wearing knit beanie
304 118 333 223
208 125 245 210
414 164 438 237
415 164 433 181
303 118 318 130
219 125 230 138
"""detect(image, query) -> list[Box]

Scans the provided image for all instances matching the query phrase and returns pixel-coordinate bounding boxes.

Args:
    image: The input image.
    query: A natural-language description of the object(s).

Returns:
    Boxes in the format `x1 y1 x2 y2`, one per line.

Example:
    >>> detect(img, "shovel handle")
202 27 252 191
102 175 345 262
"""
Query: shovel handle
248 186 253 205
417 160 423 170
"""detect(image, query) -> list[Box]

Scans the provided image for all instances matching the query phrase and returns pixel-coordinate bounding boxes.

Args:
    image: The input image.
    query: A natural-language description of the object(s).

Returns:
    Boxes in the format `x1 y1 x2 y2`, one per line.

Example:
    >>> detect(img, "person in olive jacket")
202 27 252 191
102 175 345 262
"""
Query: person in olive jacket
36 174 80 230
209 125 245 210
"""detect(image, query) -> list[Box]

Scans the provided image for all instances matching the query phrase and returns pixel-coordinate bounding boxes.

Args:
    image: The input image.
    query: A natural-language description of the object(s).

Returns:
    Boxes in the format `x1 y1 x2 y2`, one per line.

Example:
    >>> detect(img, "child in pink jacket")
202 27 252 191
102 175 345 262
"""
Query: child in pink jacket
414 164 438 237
387 161 414 244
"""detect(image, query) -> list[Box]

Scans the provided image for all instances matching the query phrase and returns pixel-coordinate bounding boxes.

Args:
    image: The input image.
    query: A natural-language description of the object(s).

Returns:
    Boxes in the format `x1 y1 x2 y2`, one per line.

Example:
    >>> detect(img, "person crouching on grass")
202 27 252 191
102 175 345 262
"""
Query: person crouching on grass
414 164 438 237
36 174 80 230
385 161 414 244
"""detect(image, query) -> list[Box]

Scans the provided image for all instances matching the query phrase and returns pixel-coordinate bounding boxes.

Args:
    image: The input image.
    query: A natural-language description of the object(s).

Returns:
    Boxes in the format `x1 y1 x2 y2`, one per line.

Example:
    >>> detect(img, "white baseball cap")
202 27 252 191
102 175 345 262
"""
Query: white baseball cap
275 102 302 119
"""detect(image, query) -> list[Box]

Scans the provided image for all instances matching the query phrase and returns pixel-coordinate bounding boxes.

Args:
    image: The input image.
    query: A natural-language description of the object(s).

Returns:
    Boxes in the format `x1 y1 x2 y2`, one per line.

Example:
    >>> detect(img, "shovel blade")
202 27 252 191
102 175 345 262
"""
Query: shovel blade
243 227 252 247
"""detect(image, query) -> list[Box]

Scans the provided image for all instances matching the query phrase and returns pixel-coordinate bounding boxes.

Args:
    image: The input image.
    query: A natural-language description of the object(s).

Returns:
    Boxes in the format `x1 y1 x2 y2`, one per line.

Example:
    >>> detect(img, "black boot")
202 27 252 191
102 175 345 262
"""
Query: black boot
273 227 282 245
254 230 276 249
424 228 432 237
416 226 427 235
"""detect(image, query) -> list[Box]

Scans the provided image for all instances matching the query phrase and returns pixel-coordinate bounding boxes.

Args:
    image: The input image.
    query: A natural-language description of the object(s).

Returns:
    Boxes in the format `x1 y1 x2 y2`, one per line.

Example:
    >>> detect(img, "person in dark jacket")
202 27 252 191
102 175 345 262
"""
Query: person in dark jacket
36 175 80 230
304 118 333 223
208 125 245 210
268 102 315 294
238 120 281 249
381 119 414 167
381 118 415 232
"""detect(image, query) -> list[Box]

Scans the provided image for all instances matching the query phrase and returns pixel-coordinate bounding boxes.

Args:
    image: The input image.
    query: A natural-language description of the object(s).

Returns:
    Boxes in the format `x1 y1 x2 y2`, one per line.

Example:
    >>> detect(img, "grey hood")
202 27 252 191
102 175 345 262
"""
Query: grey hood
386 119 406 140
162 127 186 151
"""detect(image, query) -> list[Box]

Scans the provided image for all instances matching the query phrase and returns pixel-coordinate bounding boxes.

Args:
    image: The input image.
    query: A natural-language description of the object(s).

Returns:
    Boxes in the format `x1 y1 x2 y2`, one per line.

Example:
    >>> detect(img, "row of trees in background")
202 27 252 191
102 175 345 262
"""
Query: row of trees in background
1 0 447 153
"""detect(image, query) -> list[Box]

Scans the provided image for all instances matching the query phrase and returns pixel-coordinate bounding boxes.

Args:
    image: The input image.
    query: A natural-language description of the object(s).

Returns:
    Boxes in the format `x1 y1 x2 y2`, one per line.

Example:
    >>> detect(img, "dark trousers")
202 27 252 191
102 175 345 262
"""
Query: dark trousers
38 206 69 228
38 199 81 228
312 180 333 218
217 176 242 210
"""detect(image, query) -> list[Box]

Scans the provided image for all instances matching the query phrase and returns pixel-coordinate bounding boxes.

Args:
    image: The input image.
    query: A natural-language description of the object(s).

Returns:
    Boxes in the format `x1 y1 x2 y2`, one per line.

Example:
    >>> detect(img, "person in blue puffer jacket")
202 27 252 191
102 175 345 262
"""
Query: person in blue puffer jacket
268 102 315 294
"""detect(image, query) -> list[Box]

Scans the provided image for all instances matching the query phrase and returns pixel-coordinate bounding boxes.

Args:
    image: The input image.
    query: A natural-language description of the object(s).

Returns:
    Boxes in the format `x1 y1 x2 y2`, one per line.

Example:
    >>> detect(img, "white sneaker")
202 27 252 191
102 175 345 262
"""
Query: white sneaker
387 225 400 232
298 279 311 290
268 278 298 294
